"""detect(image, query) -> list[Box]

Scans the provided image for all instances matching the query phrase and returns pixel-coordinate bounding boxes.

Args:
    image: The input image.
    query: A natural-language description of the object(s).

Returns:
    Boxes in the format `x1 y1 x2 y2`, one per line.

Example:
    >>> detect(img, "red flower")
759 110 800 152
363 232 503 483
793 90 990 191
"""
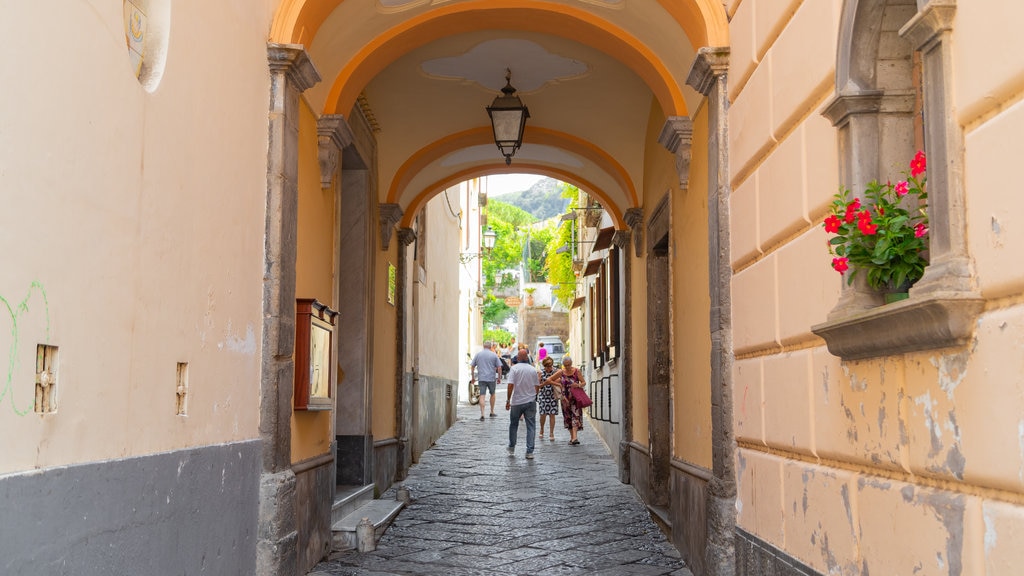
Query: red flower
895 181 909 196
832 257 849 274
844 198 861 223
824 214 842 233
914 223 928 238
857 209 872 222
910 150 927 178
858 220 878 235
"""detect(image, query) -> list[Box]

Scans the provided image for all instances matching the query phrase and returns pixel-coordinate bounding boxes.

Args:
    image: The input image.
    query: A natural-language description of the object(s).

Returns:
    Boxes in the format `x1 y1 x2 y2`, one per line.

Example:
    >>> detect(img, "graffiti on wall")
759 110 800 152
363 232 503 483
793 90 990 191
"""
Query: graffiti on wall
0 281 50 416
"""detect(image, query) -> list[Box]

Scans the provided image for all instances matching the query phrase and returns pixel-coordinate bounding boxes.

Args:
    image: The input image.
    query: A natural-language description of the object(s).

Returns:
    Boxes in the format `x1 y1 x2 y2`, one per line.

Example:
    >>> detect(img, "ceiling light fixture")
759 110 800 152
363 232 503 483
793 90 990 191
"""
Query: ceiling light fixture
486 68 530 166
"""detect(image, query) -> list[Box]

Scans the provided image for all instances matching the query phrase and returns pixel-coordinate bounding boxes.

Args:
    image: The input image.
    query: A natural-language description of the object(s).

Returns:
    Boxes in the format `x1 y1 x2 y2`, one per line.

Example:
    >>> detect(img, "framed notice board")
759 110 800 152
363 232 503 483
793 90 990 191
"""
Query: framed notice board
294 298 338 411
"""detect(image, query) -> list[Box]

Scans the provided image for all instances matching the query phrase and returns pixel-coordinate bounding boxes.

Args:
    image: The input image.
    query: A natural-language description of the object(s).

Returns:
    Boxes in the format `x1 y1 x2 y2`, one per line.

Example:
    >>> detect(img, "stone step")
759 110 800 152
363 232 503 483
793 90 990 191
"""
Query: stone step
331 498 406 552
331 484 375 525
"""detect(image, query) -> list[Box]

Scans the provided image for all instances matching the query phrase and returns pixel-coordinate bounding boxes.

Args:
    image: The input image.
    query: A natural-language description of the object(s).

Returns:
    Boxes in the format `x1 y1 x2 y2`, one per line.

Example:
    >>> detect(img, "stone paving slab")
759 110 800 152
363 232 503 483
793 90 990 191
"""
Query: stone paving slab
311 404 693 576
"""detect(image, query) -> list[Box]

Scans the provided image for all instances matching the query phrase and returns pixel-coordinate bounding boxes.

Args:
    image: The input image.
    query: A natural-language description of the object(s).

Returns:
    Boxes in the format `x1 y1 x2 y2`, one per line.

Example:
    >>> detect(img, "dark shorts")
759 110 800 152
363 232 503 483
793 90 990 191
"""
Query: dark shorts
478 380 496 396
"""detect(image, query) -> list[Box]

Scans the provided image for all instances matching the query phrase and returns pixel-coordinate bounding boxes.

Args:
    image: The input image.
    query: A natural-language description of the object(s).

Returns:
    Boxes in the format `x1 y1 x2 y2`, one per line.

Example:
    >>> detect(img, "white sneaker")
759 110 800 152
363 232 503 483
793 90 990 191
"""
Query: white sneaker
525 452 534 460
507 446 515 455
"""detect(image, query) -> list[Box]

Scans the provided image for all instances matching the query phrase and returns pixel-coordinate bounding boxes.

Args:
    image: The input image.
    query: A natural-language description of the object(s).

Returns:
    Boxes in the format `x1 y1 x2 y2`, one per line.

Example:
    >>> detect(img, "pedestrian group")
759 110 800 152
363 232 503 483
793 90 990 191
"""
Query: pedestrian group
470 341 589 459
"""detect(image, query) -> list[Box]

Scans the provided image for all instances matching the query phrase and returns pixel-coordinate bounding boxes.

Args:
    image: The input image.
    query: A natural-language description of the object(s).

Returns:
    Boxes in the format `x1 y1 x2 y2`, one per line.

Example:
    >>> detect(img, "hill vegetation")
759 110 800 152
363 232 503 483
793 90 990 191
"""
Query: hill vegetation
494 178 569 221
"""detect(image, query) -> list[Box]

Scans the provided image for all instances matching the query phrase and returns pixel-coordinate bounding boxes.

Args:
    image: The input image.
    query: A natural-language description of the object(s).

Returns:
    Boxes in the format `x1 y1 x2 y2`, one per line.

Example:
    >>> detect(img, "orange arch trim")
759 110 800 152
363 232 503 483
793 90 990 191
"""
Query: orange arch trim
399 164 625 231
386 127 637 210
271 0 728 51
322 2 688 119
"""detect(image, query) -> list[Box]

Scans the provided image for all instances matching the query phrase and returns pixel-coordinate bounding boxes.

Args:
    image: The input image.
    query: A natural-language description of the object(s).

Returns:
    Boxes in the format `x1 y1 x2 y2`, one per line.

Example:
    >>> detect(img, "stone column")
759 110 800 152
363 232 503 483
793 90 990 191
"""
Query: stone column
900 0 976 297
260 43 320 576
658 116 694 191
612 229 633 484
395 226 417 480
686 46 736 576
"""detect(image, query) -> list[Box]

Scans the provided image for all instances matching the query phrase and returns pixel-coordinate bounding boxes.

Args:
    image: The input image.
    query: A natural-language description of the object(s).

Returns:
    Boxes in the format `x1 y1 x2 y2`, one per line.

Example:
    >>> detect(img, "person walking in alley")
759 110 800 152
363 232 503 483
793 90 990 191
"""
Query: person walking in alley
470 341 503 421
545 356 587 445
536 357 560 441
505 348 541 459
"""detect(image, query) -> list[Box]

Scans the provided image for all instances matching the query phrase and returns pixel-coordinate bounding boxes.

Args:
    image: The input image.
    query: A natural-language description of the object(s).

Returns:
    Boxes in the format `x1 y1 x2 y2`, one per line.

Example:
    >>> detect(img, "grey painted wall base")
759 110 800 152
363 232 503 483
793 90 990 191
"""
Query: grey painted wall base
671 463 709 576
735 528 820 576
336 434 373 485
373 439 400 496
0 440 260 576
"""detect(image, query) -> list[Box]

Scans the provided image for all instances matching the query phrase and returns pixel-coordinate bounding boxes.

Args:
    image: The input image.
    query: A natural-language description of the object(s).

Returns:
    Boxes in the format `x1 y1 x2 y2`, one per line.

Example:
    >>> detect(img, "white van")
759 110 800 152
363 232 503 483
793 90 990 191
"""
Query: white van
535 336 565 365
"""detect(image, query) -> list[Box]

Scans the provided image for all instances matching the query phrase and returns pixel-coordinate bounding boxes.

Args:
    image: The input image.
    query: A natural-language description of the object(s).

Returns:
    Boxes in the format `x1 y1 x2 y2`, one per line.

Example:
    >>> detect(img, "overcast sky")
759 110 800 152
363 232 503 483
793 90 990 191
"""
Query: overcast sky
485 174 545 196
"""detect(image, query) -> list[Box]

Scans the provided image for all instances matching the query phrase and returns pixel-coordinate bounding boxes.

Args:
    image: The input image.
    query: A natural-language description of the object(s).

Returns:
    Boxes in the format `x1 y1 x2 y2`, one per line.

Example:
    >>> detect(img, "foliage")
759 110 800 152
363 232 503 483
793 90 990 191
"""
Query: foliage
495 177 570 221
545 184 580 306
483 327 515 348
482 200 535 289
481 294 514 329
824 151 929 291
523 225 555 282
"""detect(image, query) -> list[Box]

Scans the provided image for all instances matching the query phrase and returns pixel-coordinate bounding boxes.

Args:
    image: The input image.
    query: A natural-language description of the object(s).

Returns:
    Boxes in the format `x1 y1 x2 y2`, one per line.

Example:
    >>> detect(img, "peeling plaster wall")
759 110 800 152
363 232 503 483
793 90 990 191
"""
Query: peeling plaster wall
729 0 1024 574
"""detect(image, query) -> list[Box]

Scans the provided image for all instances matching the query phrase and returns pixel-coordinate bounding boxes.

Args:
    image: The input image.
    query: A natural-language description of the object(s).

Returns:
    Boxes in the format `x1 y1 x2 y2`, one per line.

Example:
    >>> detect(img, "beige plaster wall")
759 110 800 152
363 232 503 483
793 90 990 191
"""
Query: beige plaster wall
730 0 1024 573
415 192 461 381
670 107 713 470
291 100 335 464
372 249 399 439
0 1 274 474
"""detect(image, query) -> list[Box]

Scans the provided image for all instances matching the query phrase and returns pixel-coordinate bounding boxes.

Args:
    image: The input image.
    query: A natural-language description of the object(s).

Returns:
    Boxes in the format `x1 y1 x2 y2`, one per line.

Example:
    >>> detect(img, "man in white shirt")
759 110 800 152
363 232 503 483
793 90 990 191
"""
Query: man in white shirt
505 348 541 459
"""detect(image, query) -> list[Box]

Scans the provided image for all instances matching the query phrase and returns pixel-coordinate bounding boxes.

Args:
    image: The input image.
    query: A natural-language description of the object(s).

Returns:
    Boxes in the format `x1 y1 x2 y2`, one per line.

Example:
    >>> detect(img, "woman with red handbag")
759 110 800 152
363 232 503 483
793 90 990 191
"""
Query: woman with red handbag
545 356 589 445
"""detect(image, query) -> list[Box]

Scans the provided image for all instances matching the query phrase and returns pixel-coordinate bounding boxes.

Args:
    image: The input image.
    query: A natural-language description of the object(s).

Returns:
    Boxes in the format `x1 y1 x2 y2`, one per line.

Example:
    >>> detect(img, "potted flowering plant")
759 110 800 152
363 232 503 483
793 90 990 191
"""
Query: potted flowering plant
824 151 929 299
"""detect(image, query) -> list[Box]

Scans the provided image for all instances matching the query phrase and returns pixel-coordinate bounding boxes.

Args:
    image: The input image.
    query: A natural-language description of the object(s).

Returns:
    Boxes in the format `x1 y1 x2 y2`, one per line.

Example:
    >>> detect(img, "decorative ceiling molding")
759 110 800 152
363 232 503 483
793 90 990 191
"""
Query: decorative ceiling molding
421 39 588 93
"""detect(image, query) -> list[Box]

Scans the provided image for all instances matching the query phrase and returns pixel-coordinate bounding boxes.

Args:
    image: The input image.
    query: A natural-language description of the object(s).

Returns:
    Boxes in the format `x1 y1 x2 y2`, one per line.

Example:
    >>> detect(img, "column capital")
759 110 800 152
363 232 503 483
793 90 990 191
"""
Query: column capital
686 47 730 96
611 229 631 251
900 1 956 51
317 115 355 189
658 116 693 190
379 204 404 251
821 90 883 127
267 43 321 92
396 227 417 247
623 207 644 258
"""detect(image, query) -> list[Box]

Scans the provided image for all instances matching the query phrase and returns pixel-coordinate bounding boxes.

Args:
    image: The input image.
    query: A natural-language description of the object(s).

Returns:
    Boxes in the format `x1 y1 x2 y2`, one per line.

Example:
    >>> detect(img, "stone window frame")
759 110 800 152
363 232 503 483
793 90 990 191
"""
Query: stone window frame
812 0 983 361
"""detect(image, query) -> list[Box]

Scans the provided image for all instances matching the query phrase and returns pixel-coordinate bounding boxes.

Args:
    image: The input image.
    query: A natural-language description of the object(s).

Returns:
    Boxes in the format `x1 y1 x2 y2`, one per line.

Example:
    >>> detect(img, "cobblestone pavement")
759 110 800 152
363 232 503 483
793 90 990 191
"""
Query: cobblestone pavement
311 403 693 576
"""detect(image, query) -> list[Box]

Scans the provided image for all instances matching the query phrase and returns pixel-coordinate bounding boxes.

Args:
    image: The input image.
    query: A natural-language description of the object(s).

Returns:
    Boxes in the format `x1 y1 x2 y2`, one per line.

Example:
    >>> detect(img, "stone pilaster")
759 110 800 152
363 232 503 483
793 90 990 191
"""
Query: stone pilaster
687 45 736 576
900 0 976 297
379 203 403 251
611 229 633 485
658 116 694 191
261 42 320 576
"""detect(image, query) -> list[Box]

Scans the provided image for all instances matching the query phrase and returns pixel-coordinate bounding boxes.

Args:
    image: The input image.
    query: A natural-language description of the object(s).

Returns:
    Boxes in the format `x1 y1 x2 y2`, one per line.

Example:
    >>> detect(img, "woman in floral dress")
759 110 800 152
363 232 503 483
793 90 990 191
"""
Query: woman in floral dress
545 356 586 445
536 357 559 440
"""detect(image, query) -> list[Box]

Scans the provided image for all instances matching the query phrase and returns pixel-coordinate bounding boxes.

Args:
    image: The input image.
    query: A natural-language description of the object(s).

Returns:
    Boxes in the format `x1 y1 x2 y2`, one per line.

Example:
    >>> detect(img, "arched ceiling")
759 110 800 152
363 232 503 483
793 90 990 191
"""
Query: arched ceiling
271 0 729 229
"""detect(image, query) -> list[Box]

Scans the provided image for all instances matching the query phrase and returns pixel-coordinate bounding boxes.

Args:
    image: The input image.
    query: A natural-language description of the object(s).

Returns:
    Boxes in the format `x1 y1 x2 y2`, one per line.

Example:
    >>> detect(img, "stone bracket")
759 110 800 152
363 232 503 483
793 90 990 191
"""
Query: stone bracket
267 43 321 93
396 227 417 247
686 46 730 97
379 204 403 251
317 115 355 190
811 293 984 361
657 116 693 190
623 208 643 258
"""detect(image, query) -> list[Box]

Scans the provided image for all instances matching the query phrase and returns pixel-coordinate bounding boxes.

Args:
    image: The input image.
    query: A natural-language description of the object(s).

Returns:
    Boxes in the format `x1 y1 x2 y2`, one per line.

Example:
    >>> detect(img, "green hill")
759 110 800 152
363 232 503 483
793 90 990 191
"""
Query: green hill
495 178 569 221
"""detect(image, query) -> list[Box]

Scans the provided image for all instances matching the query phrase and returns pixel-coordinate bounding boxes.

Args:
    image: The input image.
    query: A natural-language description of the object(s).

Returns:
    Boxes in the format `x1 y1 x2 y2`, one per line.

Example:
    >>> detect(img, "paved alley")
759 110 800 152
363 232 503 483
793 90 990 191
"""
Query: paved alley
311 403 693 576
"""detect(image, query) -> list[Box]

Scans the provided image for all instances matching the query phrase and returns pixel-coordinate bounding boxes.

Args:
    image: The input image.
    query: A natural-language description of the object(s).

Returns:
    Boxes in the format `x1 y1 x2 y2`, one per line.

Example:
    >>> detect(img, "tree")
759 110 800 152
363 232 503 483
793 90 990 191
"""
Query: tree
545 184 580 307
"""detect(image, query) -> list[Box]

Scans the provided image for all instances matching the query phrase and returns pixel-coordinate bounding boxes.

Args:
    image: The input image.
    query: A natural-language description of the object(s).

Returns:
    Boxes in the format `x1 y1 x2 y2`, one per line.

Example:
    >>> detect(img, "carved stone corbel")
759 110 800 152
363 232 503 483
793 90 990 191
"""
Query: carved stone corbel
623 208 644 258
658 116 693 190
379 204 403 251
317 115 355 190
396 227 417 247
611 229 631 251
267 43 321 93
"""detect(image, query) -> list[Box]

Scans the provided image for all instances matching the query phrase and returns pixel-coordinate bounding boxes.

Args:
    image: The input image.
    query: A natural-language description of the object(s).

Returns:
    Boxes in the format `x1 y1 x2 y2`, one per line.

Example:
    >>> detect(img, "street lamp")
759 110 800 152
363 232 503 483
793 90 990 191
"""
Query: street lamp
460 227 498 263
482 226 497 251
486 69 529 166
